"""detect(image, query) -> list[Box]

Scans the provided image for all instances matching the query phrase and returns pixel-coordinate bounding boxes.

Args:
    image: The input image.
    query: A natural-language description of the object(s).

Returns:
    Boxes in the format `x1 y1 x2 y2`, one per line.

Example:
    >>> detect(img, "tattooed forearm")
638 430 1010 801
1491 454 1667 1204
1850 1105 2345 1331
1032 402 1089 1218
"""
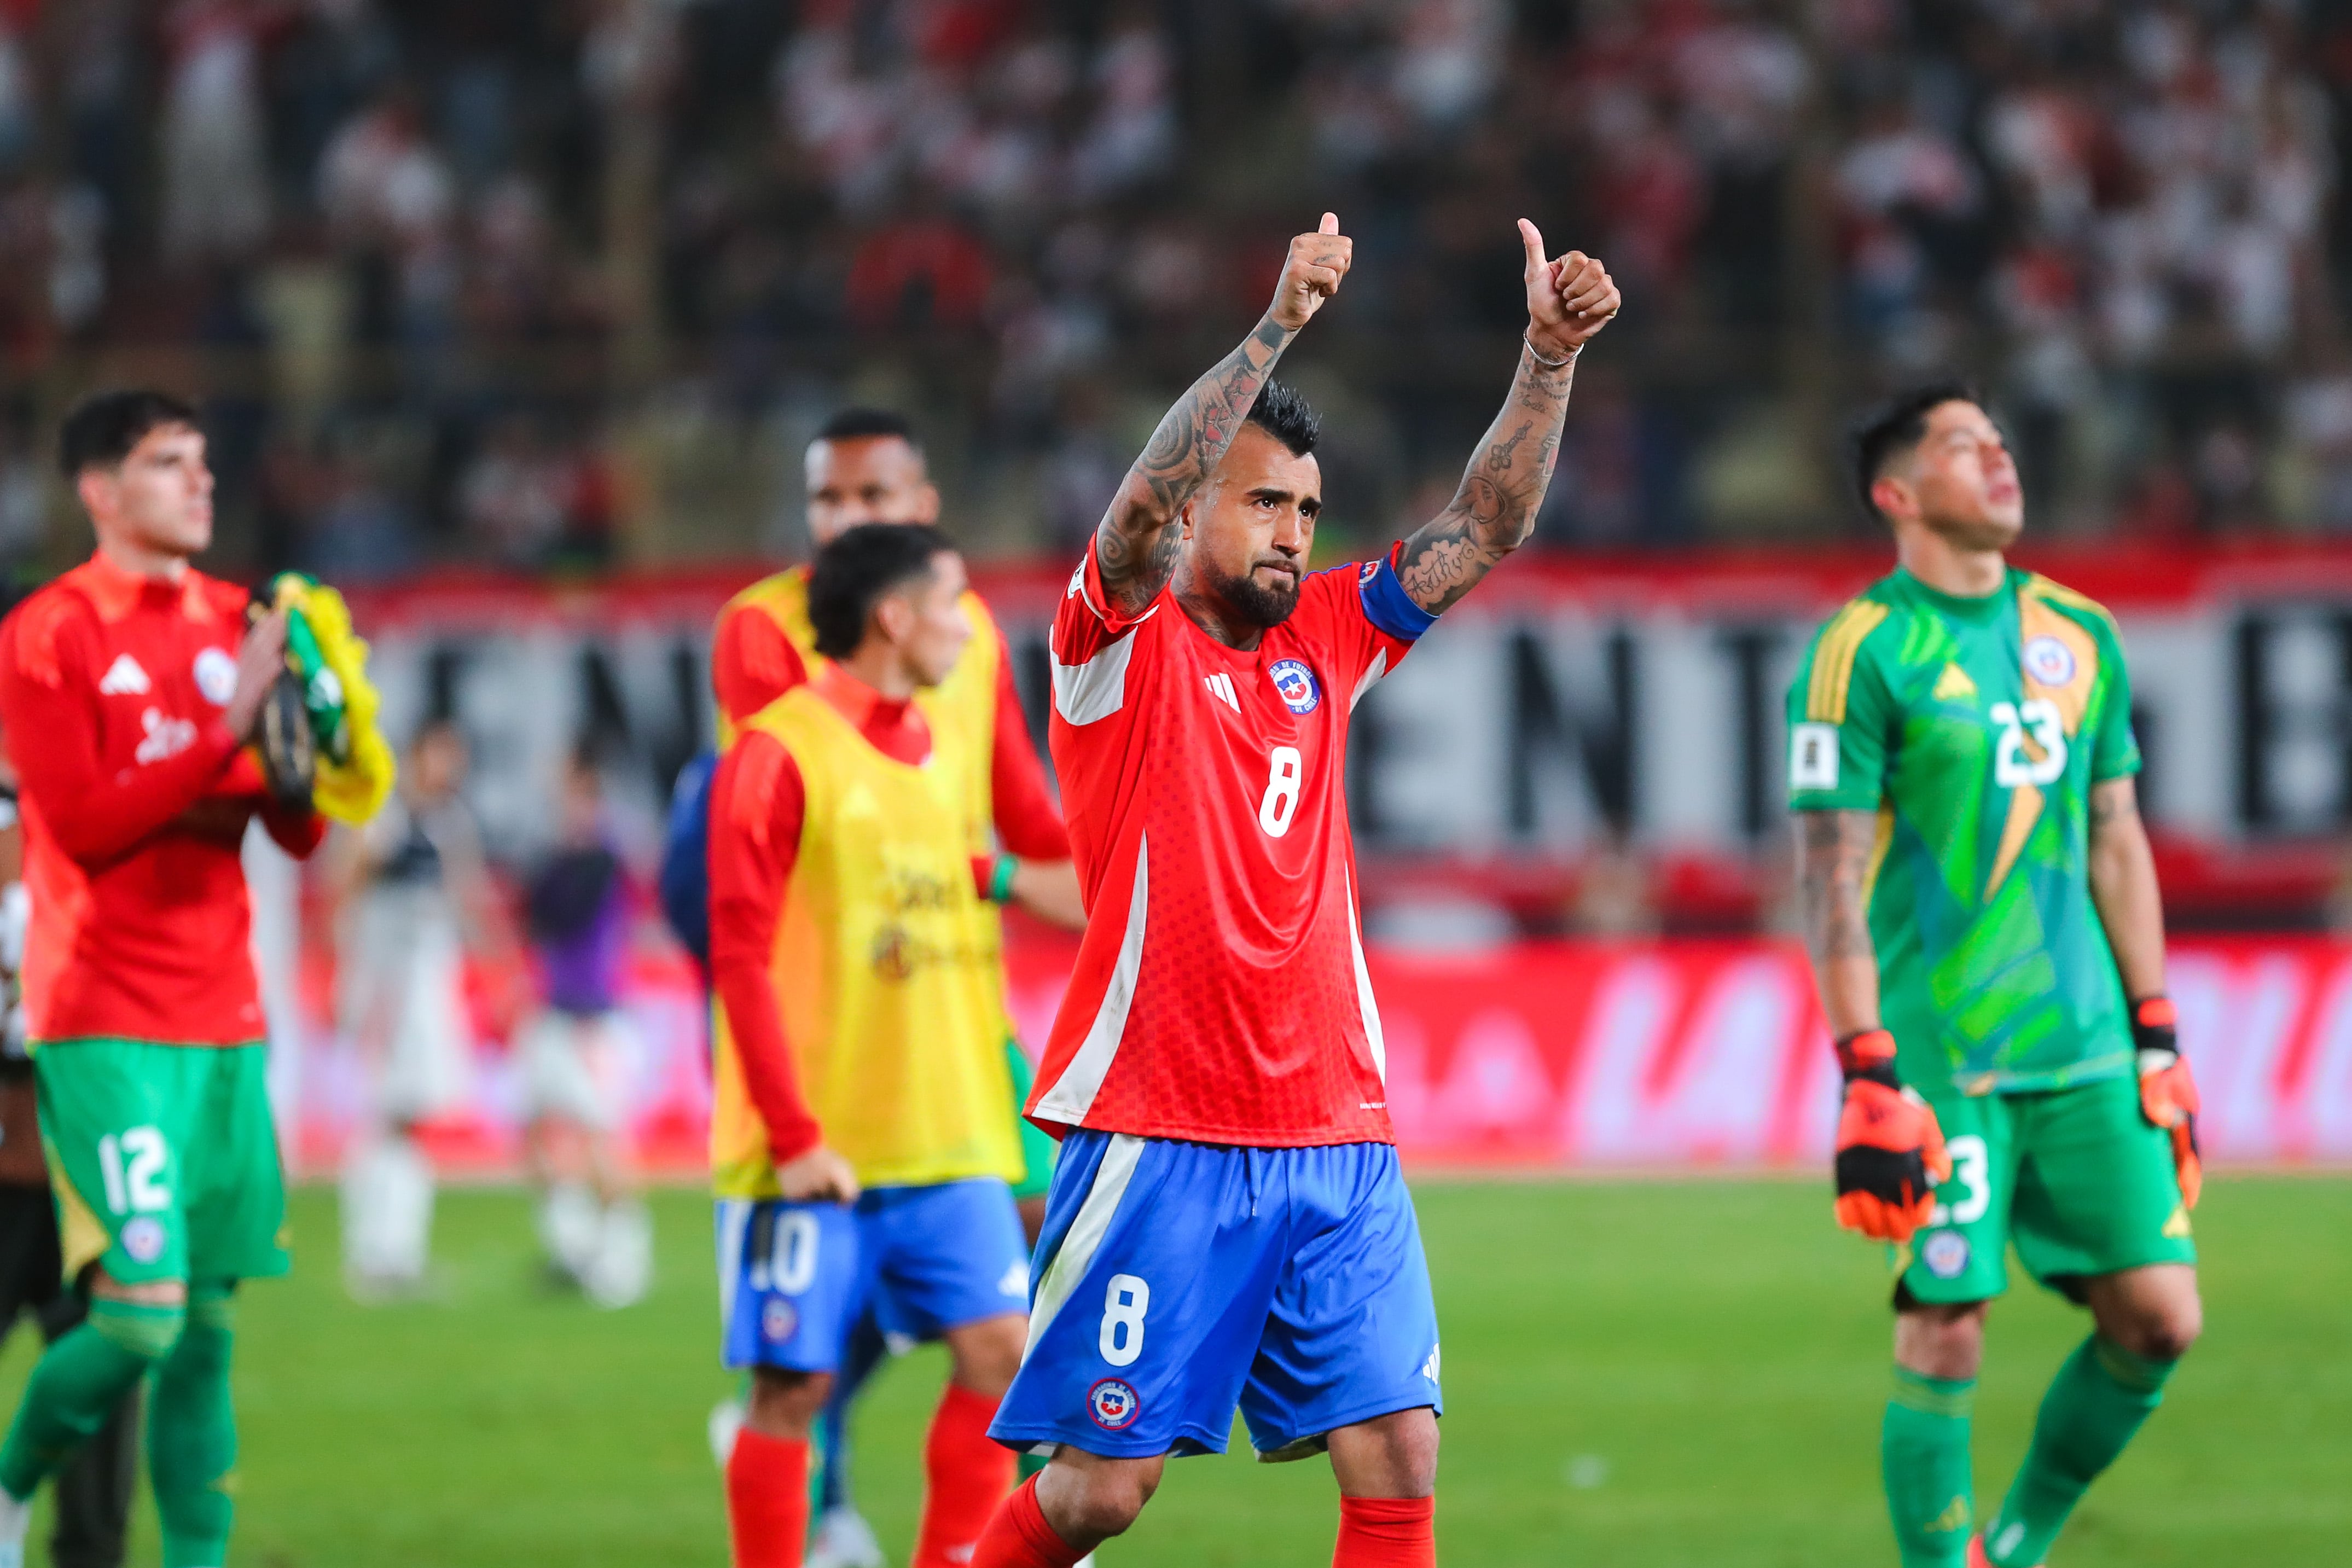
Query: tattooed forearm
1798 811 1878 960
1394 345 1576 614
2086 777 2168 999
2087 777 2135 830
1795 809 1884 1037
1095 315 1294 614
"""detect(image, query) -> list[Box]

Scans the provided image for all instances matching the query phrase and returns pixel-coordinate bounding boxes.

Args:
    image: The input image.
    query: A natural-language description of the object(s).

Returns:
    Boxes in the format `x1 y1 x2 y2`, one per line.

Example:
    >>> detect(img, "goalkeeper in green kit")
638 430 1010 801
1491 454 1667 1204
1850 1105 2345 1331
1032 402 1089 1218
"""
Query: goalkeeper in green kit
0 392 393 1568
1788 384 2203 1568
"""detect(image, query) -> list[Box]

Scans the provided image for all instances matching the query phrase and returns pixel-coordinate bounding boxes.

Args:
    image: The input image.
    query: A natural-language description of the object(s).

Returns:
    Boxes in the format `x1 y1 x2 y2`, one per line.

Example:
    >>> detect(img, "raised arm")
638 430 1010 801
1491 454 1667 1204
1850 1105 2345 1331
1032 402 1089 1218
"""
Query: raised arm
1395 223 1619 614
1094 214 1354 615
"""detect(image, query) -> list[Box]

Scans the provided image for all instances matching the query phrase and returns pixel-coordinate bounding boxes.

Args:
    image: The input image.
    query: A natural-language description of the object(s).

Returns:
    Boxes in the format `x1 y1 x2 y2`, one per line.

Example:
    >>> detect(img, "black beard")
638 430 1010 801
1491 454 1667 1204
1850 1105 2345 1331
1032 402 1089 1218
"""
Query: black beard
1205 559 1301 629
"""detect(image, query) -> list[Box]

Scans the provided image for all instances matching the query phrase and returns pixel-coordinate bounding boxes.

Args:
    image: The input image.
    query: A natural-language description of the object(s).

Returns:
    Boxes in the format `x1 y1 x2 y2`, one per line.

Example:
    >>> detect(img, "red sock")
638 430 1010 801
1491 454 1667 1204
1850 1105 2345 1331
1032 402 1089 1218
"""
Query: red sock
969 1475 1088 1568
725 1427 810 1568
1334 1495 1435 1567
913 1383 1019 1568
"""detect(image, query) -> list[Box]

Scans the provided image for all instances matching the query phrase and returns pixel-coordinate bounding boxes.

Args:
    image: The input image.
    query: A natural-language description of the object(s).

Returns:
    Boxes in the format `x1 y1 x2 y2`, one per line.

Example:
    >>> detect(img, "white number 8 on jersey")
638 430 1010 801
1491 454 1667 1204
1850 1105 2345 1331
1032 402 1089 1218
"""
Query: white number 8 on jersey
1259 746 1304 837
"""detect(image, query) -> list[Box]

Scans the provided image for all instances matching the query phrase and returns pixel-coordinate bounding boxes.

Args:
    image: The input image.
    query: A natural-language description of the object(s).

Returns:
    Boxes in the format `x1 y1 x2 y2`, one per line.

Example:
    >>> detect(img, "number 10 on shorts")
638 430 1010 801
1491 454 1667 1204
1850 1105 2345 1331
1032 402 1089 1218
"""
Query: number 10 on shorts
1100 1273 1149 1366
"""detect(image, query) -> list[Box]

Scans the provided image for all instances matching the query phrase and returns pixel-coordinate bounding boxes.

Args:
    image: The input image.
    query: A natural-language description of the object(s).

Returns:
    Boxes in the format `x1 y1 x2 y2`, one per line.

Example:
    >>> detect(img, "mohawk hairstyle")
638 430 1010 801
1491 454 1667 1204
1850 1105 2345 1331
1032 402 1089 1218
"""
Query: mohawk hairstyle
1848 380 1981 521
1245 380 1321 458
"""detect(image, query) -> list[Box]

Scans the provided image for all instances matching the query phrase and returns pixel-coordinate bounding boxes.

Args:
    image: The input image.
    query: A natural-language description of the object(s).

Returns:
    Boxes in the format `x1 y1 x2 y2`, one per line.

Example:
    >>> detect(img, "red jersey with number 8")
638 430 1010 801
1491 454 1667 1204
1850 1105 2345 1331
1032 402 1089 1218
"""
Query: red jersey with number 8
1031 539 1437 1147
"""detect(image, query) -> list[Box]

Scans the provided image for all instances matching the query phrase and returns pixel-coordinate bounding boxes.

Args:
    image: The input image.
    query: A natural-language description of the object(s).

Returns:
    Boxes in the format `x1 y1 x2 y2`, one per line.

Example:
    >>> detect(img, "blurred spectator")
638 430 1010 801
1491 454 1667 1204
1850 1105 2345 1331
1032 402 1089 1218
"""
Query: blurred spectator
0 425 39 570
303 448 417 581
161 0 292 265
0 7 32 177
319 85 457 345
457 415 617 569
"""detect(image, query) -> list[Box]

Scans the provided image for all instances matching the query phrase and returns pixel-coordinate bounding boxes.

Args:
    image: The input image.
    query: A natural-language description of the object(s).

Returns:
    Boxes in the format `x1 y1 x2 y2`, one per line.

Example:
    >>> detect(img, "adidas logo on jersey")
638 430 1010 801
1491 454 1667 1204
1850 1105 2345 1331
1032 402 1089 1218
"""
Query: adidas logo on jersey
1204 672 1240 712
98 653 151 695
1933 663 1977 701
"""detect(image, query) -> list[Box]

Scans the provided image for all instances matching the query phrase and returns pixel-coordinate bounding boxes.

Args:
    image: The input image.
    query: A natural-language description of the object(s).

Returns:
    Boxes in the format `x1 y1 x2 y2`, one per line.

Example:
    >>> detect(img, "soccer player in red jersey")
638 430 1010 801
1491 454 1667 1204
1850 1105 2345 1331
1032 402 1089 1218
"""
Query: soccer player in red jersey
972 216 1618 1567
0 391 325 1568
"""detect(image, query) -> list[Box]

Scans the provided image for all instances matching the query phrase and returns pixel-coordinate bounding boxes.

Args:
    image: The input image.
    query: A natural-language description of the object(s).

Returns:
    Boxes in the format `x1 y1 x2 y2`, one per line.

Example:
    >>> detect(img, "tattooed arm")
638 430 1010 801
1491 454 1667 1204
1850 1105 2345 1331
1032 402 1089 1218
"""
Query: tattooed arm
1395 223 1621 615
1093 214 1354 617
2087 776 2167 1000
1795 809 1883 1037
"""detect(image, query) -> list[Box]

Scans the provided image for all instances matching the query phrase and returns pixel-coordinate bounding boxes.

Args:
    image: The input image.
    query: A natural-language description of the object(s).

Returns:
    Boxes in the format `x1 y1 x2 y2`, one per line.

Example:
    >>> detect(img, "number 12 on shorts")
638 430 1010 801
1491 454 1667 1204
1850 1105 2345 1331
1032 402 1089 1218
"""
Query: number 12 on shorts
1100 1273 1149 1366
97 1127 169 1215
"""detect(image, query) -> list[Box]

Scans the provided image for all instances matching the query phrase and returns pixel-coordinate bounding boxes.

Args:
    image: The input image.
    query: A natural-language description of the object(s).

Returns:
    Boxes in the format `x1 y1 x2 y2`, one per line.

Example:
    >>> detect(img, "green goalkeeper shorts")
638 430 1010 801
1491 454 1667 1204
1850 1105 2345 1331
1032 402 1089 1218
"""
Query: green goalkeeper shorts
1004 1037 1055 1203
1895 1071 2194 1307
36 1038 291 1287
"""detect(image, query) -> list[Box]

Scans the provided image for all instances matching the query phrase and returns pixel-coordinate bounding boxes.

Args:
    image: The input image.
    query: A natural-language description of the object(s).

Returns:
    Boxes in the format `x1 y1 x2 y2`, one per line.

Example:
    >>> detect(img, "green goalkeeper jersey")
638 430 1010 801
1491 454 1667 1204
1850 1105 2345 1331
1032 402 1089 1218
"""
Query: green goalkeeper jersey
1785 566 2141 1097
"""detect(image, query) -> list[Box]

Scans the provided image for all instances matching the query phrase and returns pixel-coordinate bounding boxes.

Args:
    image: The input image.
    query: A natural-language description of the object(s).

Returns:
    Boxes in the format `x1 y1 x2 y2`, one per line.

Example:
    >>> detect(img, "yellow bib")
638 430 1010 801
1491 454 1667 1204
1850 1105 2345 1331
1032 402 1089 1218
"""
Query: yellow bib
708 686 1023 1197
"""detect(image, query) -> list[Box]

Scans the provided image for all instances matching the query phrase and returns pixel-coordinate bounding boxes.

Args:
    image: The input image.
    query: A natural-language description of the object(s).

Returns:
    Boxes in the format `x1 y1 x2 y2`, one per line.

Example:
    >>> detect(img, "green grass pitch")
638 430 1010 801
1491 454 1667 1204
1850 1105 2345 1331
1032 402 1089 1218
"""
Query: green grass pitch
0 1176 2343 1565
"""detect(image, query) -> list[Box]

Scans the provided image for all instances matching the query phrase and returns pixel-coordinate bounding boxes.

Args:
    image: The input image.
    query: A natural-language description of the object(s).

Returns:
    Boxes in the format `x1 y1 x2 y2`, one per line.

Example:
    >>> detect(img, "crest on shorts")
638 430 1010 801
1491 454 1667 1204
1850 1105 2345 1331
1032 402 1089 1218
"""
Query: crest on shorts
1268 658 1320 715
762 1297 799 1343
2022 635 2076 688
1921 1230 1971 1279
121 1217 165 1264
1087 1378 1141 1431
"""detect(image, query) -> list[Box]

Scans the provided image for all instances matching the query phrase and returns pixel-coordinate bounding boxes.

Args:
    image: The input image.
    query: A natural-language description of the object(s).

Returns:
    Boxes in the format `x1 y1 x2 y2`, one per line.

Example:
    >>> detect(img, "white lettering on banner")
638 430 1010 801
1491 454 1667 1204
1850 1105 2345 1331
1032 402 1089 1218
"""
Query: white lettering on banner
1551 956 1677 1159
334 572 2352 882
280 929 2352 1177
281 565 2352 1174
2299 969 2352 1159
2170 951 2305 1161
1428 1009 1553 1141
1568 954 1804 1164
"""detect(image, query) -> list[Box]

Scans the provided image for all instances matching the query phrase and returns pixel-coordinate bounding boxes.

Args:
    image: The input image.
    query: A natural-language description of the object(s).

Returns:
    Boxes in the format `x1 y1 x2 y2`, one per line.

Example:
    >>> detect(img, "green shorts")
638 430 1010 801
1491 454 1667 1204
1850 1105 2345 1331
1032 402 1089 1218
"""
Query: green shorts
1895 1072 2194 1306
1004 1038 1055 1203
36 1038 291 1287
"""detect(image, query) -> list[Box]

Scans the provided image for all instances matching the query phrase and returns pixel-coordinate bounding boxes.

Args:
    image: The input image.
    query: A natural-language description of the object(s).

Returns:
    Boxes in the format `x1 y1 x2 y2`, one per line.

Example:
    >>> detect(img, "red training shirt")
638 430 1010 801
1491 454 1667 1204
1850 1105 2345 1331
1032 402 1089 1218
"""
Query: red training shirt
0 554 325 1045
1031 540 1438 1147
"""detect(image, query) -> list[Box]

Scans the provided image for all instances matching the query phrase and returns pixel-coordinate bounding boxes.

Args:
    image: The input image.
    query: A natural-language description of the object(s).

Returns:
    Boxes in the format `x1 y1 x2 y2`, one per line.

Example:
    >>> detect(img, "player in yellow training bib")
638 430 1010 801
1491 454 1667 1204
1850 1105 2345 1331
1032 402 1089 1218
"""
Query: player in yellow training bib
705 524 1081 1568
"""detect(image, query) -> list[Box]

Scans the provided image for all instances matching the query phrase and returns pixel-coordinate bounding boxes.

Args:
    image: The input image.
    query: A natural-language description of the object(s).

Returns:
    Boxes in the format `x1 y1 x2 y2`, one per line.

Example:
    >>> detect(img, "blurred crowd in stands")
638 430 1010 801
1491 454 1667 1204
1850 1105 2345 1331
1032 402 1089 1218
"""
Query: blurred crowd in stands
0 0 2348 577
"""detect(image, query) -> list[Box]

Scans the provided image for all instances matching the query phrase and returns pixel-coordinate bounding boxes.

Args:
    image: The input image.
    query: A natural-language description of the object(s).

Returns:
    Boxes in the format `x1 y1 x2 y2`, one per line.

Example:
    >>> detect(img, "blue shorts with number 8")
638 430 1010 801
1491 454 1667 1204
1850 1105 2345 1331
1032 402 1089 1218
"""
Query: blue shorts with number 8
989 1131 1443 1461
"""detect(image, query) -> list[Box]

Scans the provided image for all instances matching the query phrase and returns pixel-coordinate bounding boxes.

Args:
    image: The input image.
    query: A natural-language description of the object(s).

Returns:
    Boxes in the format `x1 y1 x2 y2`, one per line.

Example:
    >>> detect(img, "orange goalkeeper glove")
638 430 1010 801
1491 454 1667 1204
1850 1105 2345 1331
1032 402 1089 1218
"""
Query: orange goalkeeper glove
1833 1029 1951 1242
2131 996 2201 1210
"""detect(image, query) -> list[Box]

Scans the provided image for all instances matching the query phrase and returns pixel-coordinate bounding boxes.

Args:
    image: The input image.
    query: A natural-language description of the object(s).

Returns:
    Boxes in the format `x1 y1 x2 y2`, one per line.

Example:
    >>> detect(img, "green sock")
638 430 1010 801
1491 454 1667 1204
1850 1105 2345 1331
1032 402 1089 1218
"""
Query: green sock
1018 1449 1048 1484
1882 1367 1976 1566
1982 1335 2175 1566
149 1286 238 1568
0 1299 180 1501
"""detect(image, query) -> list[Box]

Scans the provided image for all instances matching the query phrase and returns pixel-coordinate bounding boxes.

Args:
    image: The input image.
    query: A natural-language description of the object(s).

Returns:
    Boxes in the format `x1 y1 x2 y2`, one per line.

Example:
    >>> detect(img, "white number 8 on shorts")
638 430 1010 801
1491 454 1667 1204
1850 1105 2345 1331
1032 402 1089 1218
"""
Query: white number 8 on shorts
1099 1273 1149 1367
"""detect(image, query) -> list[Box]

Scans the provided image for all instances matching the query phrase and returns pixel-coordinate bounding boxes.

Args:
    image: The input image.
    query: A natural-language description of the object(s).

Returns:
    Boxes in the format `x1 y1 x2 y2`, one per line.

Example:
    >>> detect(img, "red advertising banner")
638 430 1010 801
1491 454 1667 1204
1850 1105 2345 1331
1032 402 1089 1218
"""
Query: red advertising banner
287 931 2352 1177
1004 935 2352 1171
